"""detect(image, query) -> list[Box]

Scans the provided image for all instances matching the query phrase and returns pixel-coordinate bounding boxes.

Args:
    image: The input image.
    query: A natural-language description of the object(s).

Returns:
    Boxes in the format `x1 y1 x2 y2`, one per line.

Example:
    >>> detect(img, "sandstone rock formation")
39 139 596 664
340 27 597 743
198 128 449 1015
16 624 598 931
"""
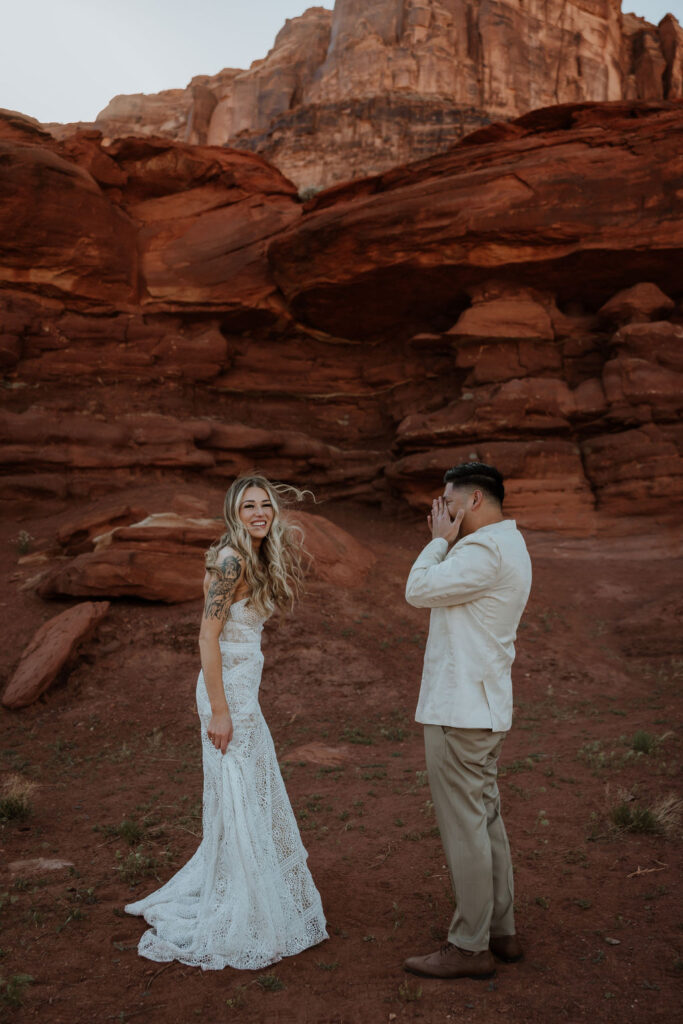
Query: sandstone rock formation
3 602 110 708
288 511 377 586
1 101 681 537
269 101 683 332
38 511 376 602
0 115 300 321
57 3 683 190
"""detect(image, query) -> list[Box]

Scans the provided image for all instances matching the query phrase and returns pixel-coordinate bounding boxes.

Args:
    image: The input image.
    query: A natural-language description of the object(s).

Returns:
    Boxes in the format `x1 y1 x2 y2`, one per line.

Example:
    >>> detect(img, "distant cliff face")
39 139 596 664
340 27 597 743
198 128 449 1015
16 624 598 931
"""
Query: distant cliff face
45 2 683 190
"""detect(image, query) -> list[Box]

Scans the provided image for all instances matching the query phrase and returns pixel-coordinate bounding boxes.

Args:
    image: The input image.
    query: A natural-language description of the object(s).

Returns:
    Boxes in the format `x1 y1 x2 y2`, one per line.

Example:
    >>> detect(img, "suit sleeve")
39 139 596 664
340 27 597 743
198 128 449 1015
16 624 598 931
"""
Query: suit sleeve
405 536 500 608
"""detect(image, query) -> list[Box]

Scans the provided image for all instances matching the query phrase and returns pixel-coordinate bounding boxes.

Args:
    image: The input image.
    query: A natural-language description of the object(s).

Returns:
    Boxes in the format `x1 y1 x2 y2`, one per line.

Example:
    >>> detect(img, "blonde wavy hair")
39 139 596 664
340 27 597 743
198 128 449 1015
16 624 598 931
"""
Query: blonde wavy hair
205 475 312 617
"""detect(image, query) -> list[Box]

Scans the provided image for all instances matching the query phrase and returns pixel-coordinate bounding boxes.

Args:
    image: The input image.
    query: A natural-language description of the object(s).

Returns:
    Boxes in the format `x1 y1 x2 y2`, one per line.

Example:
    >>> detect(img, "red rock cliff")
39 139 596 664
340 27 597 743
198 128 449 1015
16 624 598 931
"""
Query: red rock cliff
47 2 683 191
1 101 682 534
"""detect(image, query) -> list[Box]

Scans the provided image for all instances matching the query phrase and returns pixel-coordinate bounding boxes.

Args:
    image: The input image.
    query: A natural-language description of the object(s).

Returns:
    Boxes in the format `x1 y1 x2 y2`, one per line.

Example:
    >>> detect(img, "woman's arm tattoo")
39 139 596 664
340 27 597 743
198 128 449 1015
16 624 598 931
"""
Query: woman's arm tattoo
204 555 242 621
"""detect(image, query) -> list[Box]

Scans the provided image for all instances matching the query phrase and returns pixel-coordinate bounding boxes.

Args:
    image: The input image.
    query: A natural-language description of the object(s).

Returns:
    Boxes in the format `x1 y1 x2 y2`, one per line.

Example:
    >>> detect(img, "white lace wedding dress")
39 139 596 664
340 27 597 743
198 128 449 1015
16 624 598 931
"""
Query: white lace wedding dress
125 598 328 970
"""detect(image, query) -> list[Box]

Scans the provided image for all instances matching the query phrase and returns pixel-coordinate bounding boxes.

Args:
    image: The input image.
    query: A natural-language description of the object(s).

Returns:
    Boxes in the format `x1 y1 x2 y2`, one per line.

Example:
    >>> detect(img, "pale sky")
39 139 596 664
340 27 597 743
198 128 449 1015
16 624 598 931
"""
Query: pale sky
1 0 680 125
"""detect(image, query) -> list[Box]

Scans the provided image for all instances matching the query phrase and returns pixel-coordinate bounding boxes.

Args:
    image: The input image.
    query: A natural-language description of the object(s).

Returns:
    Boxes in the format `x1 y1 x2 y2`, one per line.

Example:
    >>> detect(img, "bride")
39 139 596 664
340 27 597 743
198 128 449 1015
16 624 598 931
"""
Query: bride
125 475 328 970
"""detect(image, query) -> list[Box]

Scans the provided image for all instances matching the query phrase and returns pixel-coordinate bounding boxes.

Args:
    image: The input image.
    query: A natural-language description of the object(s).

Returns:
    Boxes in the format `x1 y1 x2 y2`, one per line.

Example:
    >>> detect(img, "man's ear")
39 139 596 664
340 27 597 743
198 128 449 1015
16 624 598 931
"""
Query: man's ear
471 488 483 510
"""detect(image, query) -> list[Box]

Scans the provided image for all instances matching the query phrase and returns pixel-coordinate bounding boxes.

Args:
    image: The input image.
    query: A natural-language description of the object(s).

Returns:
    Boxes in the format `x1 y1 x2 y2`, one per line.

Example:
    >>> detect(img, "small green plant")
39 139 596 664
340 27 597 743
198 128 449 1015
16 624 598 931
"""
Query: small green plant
421 799 434 819
577 740 610 770
398 979 423 1002
13 531 33 556
56 907 87 933
316 960 340 971
0 973 34 1008
225 986 247 1009
412 770 429 790
629 731 658 755
341 725 374 746
146 728 164 751
500 754 541 776
535 809 550 829
256 973 284 991
298 185 322 202
0 775 36 822
24 908 43 928
0 892 19 916
50 739 76 769
115 848 161 885
106 819 146 846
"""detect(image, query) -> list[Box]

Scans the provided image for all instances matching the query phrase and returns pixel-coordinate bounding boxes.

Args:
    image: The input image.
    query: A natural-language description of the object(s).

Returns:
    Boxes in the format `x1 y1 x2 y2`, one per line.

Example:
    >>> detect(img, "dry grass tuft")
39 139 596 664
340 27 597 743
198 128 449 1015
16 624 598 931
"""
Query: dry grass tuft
0 774 37 822
609 788 681 837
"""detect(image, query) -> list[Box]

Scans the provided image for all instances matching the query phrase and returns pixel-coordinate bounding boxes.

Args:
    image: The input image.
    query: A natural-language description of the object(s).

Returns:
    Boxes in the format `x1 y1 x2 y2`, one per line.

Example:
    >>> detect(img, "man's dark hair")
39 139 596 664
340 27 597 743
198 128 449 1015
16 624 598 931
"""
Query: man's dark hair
443 462 505 505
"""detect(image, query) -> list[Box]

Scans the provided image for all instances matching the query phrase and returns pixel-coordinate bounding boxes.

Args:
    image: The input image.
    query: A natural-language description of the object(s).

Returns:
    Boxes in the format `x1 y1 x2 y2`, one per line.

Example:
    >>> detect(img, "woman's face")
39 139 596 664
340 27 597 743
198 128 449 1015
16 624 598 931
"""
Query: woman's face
238 486 274 545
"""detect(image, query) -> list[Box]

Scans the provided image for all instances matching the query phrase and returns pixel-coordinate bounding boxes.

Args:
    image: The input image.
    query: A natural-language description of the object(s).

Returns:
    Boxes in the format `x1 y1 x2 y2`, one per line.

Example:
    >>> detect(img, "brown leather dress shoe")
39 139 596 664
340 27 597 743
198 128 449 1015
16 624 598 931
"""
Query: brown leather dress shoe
404 942 496 979
489 934 524 962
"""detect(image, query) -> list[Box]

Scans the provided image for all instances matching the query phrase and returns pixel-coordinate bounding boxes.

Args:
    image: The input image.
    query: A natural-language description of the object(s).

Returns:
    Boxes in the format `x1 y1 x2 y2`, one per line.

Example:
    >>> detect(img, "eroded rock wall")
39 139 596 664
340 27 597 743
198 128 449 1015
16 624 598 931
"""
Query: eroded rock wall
2 102 682 534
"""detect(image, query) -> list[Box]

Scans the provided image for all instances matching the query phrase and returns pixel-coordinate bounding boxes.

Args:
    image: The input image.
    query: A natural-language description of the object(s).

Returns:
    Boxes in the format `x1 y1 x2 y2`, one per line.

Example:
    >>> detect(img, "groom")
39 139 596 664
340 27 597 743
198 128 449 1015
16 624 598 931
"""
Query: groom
403 462 532 979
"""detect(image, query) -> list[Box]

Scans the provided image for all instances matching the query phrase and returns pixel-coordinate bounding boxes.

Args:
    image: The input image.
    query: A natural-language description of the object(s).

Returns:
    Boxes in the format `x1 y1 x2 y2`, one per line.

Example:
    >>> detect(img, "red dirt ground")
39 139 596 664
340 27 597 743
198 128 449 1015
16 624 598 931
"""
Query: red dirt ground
1 489 681 1024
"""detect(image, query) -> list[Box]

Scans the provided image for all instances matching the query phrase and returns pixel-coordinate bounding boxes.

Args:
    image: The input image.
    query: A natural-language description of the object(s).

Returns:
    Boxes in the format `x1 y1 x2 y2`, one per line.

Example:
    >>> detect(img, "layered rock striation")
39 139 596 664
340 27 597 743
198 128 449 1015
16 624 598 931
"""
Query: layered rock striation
1 101 682 535
51 3 683 190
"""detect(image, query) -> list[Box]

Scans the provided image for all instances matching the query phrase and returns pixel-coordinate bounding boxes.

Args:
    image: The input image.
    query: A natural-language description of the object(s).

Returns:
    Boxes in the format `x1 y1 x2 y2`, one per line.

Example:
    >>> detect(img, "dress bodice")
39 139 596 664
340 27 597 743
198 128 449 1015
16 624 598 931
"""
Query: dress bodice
219 598 267 646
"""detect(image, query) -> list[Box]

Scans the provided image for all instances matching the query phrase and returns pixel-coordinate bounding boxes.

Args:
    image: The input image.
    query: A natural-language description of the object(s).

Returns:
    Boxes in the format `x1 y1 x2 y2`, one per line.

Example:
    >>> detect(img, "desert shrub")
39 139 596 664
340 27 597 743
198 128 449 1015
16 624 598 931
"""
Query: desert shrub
0 775 36 822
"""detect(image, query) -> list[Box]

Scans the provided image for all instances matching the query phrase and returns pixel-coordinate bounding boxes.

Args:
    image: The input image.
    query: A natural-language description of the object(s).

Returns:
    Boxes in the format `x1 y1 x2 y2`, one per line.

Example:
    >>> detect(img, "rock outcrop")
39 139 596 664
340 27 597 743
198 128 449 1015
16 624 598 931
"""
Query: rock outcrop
269 101 683 332
0 114 300 320
1 101 682 535
53 3 683 190
3 602 110 708
37 511 376 602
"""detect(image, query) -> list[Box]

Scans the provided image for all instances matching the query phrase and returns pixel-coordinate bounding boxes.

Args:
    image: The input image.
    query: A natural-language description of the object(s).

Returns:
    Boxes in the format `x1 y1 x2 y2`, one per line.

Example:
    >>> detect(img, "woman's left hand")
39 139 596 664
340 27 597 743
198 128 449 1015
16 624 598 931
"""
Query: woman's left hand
207 710 234 754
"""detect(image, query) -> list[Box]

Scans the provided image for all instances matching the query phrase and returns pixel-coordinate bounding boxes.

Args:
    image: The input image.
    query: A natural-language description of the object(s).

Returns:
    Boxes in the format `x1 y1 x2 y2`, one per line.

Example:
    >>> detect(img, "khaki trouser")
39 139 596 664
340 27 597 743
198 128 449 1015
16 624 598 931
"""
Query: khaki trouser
424 724 515 952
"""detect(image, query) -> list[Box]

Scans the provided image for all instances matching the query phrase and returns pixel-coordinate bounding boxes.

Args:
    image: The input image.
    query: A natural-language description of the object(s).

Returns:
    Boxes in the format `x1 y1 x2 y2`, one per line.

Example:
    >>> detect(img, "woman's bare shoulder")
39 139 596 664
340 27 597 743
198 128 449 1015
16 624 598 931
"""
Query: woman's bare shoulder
211 548 246 573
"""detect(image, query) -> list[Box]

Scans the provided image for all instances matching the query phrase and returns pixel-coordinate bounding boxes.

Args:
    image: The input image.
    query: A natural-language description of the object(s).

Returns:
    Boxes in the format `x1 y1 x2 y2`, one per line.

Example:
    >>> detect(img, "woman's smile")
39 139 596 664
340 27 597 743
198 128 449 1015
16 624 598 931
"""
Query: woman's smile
239 486 274 543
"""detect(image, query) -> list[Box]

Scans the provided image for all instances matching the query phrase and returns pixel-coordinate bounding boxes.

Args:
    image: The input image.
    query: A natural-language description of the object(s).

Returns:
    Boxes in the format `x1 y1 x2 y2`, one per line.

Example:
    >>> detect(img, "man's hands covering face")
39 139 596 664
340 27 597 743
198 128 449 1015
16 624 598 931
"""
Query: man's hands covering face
428 496 465 544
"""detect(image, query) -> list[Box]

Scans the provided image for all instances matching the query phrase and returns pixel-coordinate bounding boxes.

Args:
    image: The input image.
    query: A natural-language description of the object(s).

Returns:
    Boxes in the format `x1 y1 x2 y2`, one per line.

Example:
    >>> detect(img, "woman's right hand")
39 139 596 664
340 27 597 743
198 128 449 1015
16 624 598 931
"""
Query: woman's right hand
207 710 233 754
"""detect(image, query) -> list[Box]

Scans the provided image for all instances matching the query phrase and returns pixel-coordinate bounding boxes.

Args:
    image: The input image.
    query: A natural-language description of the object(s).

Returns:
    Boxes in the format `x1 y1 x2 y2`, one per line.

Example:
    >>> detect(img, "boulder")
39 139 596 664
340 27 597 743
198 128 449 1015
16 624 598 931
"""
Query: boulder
611 321 683 372
39 510 375 602
57 504 150 554
599 282 675 324
289 511 375 587
2 601 110 709
38 543 206 604
448 288 555 342
581 424 683 515
107 137 300 317
396 378 579 448
0 137 137 304
602 357 683 421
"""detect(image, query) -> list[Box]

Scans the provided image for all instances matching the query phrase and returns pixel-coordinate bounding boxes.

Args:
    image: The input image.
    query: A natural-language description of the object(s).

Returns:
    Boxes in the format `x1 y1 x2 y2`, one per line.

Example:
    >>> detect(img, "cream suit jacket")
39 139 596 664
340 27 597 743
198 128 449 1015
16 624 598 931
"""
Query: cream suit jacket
405 520 532 732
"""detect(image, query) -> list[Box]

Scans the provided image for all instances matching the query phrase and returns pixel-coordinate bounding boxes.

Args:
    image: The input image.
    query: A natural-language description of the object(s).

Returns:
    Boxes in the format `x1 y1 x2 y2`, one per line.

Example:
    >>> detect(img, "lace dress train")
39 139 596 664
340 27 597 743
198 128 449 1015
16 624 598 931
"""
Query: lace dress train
125 599 328 970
